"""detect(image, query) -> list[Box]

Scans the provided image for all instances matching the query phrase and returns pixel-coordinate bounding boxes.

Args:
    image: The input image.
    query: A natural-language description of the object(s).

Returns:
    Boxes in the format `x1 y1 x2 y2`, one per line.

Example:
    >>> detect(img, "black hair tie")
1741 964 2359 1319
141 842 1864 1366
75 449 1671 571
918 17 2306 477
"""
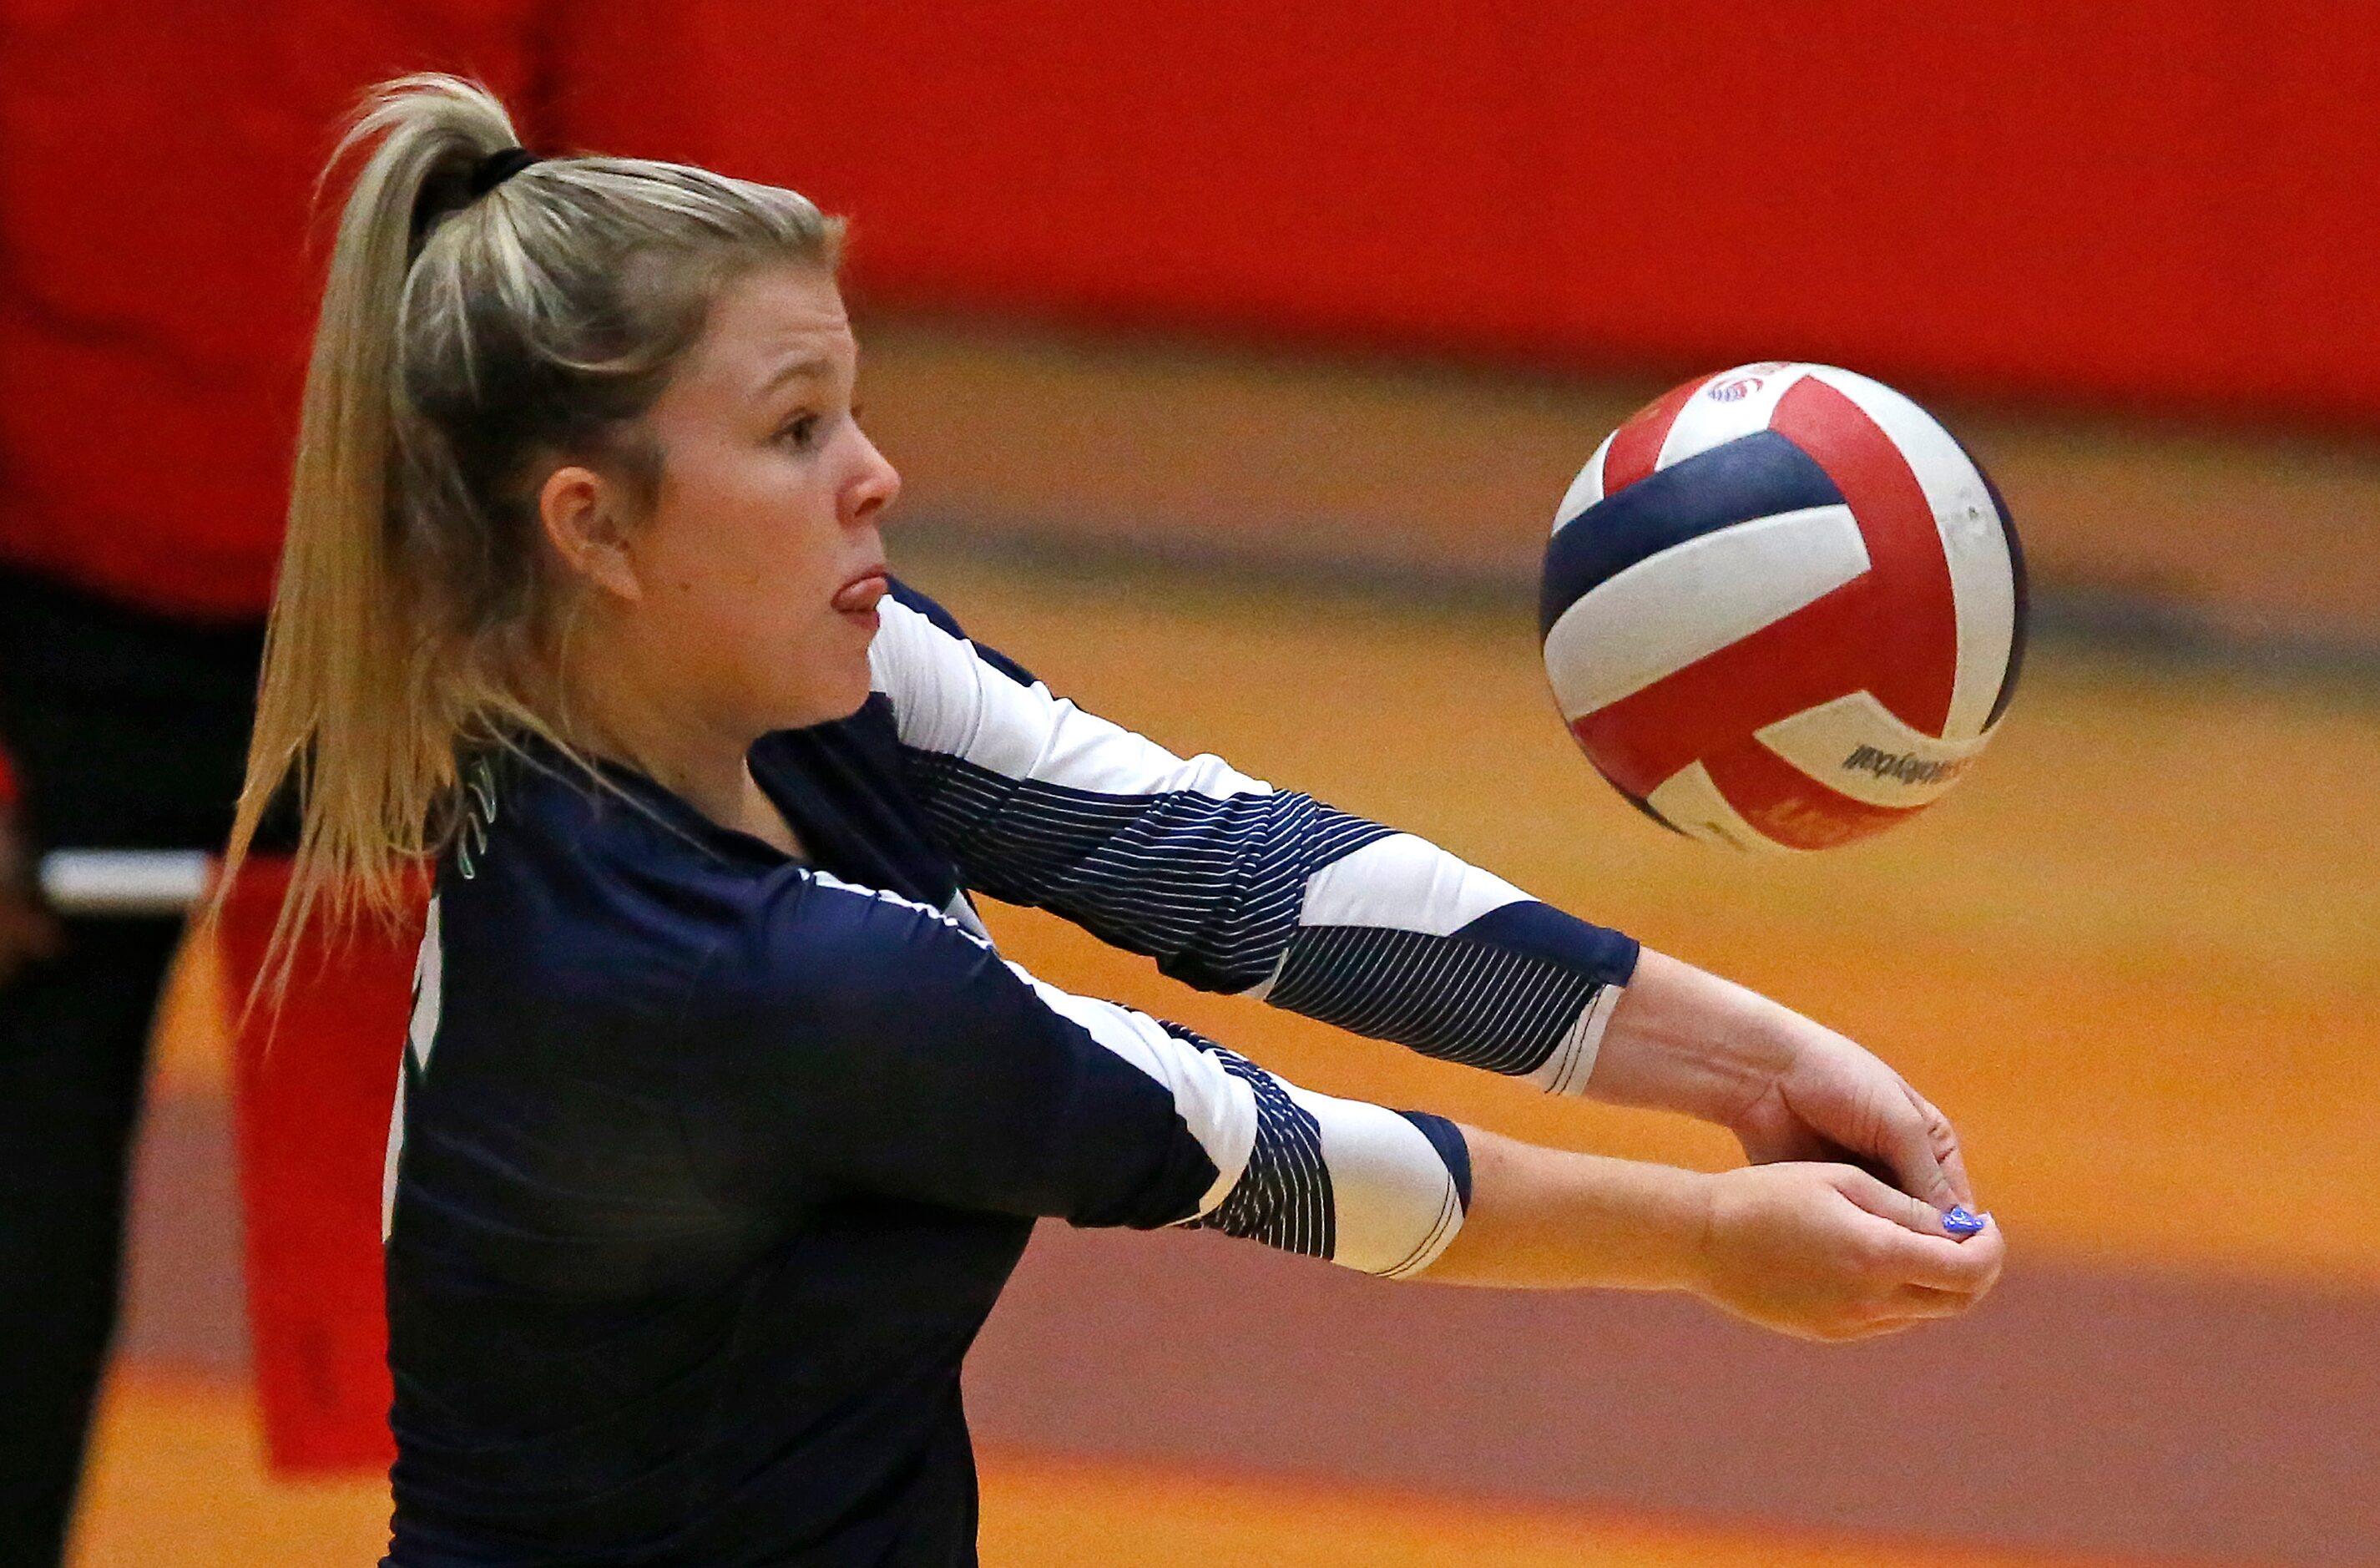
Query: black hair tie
466 146 540 199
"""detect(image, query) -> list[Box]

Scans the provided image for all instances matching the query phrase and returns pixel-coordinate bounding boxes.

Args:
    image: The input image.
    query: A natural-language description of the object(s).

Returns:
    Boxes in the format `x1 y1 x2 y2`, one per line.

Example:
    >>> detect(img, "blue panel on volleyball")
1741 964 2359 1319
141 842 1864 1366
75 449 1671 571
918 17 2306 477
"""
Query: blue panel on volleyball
1539 430 1846 640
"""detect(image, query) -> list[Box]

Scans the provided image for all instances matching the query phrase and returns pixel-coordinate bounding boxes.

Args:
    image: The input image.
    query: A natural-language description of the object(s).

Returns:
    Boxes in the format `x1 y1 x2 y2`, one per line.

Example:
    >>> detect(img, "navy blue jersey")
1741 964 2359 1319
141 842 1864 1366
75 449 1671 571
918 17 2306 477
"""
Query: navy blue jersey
382 583 1635 1566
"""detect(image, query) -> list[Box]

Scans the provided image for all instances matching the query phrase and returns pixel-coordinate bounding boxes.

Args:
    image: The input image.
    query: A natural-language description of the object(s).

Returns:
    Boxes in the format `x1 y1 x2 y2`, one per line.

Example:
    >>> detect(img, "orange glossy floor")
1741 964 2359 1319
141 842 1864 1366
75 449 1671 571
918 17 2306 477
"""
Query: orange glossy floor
75 550 2374 1565
75 1372 2161 1568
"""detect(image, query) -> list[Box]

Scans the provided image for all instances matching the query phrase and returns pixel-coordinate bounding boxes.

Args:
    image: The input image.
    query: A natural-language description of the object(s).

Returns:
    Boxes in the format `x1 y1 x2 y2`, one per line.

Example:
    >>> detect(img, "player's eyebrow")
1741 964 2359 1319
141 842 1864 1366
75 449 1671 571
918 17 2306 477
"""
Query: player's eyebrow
757 353 835 395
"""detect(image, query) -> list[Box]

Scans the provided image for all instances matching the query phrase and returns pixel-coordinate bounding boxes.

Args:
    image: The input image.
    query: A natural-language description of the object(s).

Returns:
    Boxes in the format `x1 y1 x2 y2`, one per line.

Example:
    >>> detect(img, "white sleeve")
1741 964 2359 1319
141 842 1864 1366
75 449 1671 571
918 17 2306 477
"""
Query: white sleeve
1003 963 1468 1279
871 588 1637 1094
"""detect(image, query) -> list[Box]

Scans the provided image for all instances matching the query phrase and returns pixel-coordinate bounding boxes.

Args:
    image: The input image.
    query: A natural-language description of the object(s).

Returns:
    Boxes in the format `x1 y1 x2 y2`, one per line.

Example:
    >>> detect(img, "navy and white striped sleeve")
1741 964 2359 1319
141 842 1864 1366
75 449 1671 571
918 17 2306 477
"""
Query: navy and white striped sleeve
870 585 1640 1095
689 867 1470 1278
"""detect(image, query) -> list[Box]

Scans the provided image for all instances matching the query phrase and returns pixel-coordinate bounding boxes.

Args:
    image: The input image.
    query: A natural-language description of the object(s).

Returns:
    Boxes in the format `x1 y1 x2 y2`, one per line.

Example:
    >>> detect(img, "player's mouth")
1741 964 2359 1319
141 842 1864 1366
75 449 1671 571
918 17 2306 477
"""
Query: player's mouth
832 566 888 631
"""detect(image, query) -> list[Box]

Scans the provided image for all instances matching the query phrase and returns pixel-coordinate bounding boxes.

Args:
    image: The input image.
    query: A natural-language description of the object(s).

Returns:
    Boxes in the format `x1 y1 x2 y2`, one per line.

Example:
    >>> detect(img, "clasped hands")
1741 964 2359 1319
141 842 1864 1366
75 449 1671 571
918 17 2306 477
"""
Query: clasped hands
1589 948 2005 1342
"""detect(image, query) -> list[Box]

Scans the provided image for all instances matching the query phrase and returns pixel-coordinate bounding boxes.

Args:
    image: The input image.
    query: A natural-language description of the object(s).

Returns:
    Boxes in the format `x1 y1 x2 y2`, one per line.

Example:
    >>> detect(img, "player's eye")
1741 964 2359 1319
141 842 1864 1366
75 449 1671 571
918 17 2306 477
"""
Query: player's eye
777 412 821 451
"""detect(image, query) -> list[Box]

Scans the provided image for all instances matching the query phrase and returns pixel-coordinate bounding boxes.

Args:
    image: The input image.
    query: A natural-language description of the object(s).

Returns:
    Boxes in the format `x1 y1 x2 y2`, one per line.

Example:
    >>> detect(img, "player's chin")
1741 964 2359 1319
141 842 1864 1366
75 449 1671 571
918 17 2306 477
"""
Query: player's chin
753 638 875 731
818 635 879 717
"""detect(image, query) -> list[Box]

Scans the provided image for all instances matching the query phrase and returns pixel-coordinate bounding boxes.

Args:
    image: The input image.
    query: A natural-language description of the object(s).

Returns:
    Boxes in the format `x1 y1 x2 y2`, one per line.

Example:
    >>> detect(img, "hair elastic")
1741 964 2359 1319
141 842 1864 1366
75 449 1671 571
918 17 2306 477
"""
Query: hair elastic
467 147 540 199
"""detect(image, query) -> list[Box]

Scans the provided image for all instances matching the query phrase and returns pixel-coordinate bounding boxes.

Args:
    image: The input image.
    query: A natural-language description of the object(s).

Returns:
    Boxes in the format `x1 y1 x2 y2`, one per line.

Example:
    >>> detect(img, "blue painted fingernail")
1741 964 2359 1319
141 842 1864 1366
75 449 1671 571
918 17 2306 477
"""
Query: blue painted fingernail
1943 1206 1987 1237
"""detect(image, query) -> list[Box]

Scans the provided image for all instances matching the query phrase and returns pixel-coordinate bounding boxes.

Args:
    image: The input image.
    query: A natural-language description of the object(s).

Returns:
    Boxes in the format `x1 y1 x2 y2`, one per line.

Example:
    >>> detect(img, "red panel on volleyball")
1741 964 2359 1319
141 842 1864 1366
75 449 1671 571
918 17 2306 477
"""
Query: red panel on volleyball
1766 381 1962 736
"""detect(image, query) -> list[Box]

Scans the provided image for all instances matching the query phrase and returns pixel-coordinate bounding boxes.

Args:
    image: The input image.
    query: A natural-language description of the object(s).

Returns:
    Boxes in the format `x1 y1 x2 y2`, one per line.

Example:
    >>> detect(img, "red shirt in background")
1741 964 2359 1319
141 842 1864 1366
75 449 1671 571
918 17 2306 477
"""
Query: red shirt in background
0 0 552 622
0 0 699 814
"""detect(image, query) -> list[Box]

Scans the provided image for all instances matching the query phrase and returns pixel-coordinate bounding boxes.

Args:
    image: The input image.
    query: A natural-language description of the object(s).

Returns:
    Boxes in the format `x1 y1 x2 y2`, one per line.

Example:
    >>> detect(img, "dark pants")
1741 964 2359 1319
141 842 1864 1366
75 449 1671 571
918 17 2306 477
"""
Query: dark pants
0 566 265 1568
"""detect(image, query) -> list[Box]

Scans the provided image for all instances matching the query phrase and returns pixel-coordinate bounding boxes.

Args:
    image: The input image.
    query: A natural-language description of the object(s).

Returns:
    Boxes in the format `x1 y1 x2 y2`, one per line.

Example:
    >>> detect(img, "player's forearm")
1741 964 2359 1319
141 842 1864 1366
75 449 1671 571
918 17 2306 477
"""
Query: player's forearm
1417 1126 1713 1292
1581 948 1799 1125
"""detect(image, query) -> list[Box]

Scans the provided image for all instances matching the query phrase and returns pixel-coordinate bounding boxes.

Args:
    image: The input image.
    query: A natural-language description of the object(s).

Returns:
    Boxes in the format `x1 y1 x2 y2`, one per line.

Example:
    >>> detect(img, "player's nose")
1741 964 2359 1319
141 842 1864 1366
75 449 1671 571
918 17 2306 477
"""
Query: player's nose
846 431 901 529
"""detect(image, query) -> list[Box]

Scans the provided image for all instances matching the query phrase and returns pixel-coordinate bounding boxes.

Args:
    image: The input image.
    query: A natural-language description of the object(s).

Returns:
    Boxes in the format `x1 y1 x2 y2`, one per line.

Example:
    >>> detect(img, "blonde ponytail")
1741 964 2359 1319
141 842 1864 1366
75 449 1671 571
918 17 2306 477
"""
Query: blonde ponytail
219 74 841 994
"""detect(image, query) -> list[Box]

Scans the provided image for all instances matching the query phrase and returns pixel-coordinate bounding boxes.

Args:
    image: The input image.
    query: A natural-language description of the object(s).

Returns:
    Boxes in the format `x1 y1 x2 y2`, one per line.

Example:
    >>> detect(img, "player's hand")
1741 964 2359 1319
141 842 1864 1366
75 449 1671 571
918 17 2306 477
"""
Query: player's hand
1725 1016 1976 1214
1590 948 1977 1214
0 801 63 986
1690 1162 2004 1342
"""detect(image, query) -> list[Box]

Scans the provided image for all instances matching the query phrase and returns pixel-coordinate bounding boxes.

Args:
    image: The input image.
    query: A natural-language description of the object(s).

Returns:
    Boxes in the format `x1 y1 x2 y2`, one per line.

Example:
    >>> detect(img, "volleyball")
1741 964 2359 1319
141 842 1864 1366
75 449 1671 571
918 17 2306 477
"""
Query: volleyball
1541 363 2027 852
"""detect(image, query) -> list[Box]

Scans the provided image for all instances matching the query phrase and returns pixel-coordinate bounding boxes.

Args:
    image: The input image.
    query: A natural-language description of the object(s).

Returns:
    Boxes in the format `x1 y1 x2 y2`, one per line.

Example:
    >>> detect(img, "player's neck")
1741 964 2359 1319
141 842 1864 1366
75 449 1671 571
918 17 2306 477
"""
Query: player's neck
565 670 806 860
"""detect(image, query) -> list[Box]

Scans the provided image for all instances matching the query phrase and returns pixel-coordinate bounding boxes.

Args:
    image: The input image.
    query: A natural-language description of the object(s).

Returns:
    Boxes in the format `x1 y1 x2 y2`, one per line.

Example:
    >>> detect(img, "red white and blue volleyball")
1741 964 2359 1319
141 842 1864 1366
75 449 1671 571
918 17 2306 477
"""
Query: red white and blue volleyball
1541 362 2027 852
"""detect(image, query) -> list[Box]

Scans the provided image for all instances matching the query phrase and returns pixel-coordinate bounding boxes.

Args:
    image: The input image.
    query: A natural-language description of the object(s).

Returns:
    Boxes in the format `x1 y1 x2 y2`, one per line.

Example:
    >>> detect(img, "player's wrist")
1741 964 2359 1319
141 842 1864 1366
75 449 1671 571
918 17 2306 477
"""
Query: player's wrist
1581 1156 1721 1294
1651 1163 1722 1297
1587 949 1798 1125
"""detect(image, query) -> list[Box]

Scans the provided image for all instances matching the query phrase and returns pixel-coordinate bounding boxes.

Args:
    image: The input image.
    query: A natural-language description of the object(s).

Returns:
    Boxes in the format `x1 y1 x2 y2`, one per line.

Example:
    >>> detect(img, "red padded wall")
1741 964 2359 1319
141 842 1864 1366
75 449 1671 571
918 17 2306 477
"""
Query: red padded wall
564 1 2380 427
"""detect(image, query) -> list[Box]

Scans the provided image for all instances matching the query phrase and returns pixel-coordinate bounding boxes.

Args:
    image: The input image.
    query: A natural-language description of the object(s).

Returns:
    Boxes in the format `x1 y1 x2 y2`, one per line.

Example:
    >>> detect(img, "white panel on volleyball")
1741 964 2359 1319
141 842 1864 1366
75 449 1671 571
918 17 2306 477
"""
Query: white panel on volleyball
1645 761 1792 854
1806 367 2017 742
1755 691 1993 810
1652 362 1817 470
1542 503 1872 721
1551 430 1617 531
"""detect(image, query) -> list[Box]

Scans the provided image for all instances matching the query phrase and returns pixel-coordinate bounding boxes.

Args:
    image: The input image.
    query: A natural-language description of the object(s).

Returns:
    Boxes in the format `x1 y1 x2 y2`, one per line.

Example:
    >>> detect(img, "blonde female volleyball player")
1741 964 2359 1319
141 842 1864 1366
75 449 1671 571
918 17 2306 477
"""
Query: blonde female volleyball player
227 75 2004 1567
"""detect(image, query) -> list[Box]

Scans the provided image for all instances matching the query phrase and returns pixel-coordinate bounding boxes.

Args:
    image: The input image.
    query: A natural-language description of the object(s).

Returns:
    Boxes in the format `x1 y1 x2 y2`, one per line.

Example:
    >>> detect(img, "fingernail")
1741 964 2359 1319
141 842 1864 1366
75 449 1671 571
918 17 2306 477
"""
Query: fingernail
1943 1206 1987 1237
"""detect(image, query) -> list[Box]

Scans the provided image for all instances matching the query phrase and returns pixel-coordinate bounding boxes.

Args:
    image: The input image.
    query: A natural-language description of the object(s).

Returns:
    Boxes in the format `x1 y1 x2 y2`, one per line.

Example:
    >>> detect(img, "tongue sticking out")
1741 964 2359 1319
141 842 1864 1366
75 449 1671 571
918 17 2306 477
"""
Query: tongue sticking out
832 574 887 615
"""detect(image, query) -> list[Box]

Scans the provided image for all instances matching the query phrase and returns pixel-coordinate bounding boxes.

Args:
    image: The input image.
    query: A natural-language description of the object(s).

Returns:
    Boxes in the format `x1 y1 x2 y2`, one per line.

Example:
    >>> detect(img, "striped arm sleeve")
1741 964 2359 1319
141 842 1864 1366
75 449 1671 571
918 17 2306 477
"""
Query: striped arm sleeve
871 587 1640 1094
730 866 1468 1278
1008 970 1470 1278
1249 835 1637 1093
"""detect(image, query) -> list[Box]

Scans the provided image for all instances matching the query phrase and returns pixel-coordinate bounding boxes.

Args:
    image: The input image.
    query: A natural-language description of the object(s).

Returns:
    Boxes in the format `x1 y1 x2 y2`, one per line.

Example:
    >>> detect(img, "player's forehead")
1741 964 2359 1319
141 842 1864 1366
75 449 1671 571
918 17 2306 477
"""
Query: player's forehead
688 266 856 402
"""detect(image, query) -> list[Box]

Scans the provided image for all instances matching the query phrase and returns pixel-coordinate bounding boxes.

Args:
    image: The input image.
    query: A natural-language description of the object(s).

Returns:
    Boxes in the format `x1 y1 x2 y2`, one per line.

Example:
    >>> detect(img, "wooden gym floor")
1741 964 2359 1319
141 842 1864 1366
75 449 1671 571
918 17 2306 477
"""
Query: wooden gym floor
74 1370 2156 1568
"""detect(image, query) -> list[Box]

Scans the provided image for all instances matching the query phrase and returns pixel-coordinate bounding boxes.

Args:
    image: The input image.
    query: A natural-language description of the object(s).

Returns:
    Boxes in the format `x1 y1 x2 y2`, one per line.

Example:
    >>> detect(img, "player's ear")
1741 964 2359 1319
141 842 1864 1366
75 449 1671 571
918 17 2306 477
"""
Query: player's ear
537 463 643 604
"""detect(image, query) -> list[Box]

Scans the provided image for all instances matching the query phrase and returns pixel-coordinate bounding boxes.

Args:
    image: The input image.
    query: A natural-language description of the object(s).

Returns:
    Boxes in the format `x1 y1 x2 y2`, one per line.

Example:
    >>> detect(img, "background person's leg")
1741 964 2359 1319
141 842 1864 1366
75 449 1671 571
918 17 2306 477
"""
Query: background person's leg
0 917 184 1565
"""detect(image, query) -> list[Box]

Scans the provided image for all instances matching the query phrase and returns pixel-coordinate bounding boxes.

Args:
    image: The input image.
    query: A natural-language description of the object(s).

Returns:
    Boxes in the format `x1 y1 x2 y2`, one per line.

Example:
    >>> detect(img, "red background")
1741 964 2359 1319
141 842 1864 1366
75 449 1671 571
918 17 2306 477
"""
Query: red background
564 1 2380 428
